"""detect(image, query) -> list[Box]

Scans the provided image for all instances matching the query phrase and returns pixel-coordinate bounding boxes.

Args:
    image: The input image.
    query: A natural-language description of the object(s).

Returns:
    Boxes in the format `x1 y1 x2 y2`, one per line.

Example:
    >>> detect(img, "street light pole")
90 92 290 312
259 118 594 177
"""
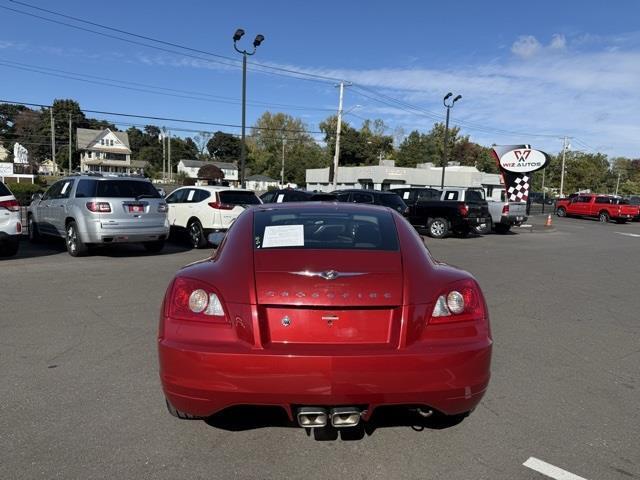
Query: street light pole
281 130 285 187
559 136 568 197
233 29 264 188
440 92 461 190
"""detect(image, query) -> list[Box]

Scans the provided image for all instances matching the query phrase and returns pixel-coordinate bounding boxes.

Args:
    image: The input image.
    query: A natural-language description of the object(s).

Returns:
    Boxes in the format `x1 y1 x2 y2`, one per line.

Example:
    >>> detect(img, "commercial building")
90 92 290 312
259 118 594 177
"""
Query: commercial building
306 160 503 193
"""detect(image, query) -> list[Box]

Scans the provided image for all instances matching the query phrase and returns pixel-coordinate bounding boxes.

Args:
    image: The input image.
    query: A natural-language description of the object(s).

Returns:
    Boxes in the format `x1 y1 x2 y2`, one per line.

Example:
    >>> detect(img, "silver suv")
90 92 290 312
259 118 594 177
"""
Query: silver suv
27 174 169 256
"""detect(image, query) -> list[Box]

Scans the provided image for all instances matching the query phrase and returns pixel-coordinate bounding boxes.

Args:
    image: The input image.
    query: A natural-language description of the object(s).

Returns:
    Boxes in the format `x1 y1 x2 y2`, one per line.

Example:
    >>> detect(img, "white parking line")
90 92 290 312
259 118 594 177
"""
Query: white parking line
615 232 640 238
523 457 588 480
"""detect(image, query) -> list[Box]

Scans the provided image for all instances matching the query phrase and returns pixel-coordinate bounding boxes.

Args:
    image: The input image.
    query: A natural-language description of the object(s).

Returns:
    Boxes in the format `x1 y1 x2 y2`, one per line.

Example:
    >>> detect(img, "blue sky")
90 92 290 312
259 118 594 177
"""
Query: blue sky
1 0 639 157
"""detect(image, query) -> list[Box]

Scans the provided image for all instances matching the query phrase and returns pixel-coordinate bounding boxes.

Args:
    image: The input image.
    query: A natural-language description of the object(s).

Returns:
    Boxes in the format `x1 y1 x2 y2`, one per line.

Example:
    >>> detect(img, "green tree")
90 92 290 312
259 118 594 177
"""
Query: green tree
248 112 328 186
207 131 240 161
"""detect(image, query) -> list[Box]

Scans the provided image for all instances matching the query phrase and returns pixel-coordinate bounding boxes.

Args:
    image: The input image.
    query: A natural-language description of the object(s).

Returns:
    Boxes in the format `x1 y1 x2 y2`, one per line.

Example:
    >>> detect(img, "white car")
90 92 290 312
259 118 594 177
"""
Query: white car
165 186 261 248
0 181 22 257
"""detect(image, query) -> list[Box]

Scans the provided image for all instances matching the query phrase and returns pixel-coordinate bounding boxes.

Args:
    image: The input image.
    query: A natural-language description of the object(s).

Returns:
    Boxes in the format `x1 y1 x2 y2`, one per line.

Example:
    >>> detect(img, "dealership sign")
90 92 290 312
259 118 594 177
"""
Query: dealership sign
492 145 550 202
496 147 549 173
0 162 13 176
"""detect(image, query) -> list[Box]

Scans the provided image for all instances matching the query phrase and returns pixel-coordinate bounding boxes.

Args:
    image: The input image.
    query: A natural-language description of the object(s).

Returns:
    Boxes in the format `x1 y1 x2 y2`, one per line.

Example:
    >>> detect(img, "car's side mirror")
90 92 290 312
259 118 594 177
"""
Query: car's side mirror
31 193 42 201
207 231 226 248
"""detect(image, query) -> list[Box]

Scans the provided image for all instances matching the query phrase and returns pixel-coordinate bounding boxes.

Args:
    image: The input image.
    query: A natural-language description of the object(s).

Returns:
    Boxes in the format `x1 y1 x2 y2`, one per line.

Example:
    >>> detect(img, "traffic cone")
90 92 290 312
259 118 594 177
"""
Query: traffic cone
545 214 552 227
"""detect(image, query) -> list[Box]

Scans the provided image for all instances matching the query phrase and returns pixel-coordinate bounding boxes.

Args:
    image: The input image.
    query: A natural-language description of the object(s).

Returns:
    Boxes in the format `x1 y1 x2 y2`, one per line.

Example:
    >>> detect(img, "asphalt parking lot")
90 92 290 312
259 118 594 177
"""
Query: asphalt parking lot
1 216 639 480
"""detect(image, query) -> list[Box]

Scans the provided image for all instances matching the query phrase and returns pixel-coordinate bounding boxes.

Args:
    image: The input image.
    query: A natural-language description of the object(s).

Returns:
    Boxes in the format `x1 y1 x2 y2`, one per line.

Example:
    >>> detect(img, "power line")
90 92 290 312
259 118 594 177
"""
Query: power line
1 2 341 84
0 59 336 112
0 99 325 135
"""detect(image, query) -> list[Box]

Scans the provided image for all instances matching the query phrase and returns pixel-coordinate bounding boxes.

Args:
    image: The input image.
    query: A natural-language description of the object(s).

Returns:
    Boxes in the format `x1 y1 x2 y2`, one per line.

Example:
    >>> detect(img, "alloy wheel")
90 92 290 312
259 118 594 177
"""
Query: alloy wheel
67 225 77 254
431 221 445 237
189 222 202 247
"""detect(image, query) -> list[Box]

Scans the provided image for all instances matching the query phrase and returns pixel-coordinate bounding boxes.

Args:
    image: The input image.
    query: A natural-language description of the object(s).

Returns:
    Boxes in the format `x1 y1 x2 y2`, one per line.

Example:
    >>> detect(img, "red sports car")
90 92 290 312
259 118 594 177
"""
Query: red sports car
158 202 492 429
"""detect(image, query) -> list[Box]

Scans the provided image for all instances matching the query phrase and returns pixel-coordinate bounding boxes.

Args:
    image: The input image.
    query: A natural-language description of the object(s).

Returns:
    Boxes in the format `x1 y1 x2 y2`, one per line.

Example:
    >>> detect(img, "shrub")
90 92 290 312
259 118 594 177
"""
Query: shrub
8 182 45 205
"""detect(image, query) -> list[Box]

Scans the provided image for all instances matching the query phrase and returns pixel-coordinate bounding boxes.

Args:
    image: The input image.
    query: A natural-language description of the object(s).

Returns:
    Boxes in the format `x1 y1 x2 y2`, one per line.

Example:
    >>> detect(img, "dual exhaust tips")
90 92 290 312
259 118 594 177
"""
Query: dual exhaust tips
297 407 362 428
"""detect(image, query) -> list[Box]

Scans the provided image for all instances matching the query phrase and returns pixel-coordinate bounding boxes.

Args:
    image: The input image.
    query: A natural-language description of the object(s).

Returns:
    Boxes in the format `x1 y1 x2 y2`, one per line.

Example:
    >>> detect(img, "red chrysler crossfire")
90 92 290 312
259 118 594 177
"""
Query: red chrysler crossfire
158 202 492 429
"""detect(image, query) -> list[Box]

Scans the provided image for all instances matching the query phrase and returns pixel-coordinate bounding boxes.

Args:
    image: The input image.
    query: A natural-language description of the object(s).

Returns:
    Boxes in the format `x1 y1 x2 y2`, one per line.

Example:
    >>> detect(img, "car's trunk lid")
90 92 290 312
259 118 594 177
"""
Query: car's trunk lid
254 249 403 346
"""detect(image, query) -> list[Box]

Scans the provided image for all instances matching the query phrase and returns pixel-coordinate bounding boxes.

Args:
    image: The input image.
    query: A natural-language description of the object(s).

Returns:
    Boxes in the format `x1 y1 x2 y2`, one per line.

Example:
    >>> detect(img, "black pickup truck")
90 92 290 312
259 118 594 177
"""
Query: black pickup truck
392 187 491 238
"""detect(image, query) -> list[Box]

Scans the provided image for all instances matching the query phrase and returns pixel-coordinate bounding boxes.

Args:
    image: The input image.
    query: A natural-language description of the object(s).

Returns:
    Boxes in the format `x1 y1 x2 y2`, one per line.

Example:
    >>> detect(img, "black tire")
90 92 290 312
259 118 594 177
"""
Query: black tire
143 240 165 253
427 217 450 239
28 214 40 243
556 207 566 217
65 221 88 257
0 236 19 257
494 223 511 234
598 211 610 223
187 219 207 249
165 398 202 420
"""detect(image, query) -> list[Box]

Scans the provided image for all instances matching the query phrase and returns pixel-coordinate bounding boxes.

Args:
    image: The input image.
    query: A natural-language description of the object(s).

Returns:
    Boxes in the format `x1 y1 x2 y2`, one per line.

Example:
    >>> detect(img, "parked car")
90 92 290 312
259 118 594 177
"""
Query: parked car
484 188 528 234
158 202 492 430
165 186 261 248
28 174 169 256
555 194 639 223
392 187 490 238
624 195 640 221
260 189 337 203
0 181 22 257
333 189 409 216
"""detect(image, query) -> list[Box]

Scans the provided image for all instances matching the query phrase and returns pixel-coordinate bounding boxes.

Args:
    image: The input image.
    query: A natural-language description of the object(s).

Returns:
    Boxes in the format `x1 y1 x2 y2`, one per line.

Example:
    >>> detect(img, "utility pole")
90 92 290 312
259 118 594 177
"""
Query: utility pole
541 168 546 214
161 127 166 181
167 131 172 182
281 130 285 187
332 81 346 188
559 136 568 197
50 109 56 167
615 170 621 196
68 114 72 175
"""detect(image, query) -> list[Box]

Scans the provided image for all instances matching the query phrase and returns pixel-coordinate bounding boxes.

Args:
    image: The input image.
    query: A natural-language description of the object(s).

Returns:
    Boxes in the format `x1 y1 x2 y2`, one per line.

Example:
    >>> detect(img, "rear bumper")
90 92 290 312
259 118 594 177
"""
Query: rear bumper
0 231 20 244
159 340 492 419
462 217 490 227
499 215 527 226
83 224 170 244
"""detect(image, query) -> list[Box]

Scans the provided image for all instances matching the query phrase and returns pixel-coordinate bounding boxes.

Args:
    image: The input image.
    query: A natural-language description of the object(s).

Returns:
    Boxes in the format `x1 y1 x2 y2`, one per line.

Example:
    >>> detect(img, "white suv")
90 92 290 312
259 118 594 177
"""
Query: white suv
0 181 22 257
165 186 261 248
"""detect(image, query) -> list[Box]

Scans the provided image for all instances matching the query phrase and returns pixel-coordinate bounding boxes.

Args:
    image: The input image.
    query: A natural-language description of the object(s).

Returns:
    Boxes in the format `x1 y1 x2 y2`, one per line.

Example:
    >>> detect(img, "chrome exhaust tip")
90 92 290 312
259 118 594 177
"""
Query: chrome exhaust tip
296 407 328 428
330 407 361 428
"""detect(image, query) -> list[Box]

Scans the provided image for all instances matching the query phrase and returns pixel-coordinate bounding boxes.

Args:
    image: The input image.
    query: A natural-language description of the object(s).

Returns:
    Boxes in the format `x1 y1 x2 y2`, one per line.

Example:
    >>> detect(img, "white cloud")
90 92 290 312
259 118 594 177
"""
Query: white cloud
511 35 542 58
549 34 567 50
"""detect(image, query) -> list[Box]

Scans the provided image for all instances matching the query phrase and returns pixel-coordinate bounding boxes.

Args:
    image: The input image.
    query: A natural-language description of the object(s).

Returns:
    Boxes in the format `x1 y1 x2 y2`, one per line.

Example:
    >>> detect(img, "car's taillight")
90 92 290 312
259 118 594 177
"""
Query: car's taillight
208 201 234 210
158 203 168 213
86 201 111 213
0 199 20 212
502 204 509 215
458 204 469 216
169 277 227 322
430 279 485 324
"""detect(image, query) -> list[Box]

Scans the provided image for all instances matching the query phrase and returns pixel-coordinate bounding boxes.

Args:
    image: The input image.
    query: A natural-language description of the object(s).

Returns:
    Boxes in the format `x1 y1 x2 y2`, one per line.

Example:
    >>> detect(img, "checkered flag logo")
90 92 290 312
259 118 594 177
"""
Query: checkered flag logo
507 175 530 201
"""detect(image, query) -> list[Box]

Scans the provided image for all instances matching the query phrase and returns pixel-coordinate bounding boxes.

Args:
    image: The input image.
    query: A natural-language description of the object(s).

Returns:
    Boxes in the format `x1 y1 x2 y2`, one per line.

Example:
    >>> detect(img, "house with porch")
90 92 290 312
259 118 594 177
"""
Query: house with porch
77 128 133 174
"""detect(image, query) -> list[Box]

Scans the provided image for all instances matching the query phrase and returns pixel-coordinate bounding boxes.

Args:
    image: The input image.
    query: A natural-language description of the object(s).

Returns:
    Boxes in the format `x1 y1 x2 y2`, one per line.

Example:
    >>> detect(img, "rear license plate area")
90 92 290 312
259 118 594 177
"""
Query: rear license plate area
128 205 145 213
260 307 398 345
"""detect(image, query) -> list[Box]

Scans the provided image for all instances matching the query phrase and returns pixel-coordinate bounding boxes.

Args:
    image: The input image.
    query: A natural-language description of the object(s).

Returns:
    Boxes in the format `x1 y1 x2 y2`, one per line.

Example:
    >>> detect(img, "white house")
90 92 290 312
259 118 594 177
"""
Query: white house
38 158 60 175
245 174 279 192
306 160 503 193
77 128 133 174
177 159 239 184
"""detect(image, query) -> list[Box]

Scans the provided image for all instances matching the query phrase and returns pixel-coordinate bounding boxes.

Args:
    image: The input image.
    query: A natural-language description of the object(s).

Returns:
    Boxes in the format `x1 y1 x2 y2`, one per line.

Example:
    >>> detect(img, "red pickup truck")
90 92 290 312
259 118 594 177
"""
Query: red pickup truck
556 194 639 223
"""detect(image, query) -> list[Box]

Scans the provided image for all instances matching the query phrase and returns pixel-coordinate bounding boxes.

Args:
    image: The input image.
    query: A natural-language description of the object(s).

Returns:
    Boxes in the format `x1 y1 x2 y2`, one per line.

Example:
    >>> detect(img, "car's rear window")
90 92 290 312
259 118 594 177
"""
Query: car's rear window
378 193 406 209
96 180 160 198
254 208 399 250
219 191 261 205
466 190 485 202
0 182 12 196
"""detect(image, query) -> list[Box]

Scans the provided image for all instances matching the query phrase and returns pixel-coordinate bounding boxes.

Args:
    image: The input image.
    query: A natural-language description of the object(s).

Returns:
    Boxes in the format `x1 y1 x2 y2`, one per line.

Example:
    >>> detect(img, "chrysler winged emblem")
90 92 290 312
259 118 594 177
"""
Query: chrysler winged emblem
289 270 366 280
